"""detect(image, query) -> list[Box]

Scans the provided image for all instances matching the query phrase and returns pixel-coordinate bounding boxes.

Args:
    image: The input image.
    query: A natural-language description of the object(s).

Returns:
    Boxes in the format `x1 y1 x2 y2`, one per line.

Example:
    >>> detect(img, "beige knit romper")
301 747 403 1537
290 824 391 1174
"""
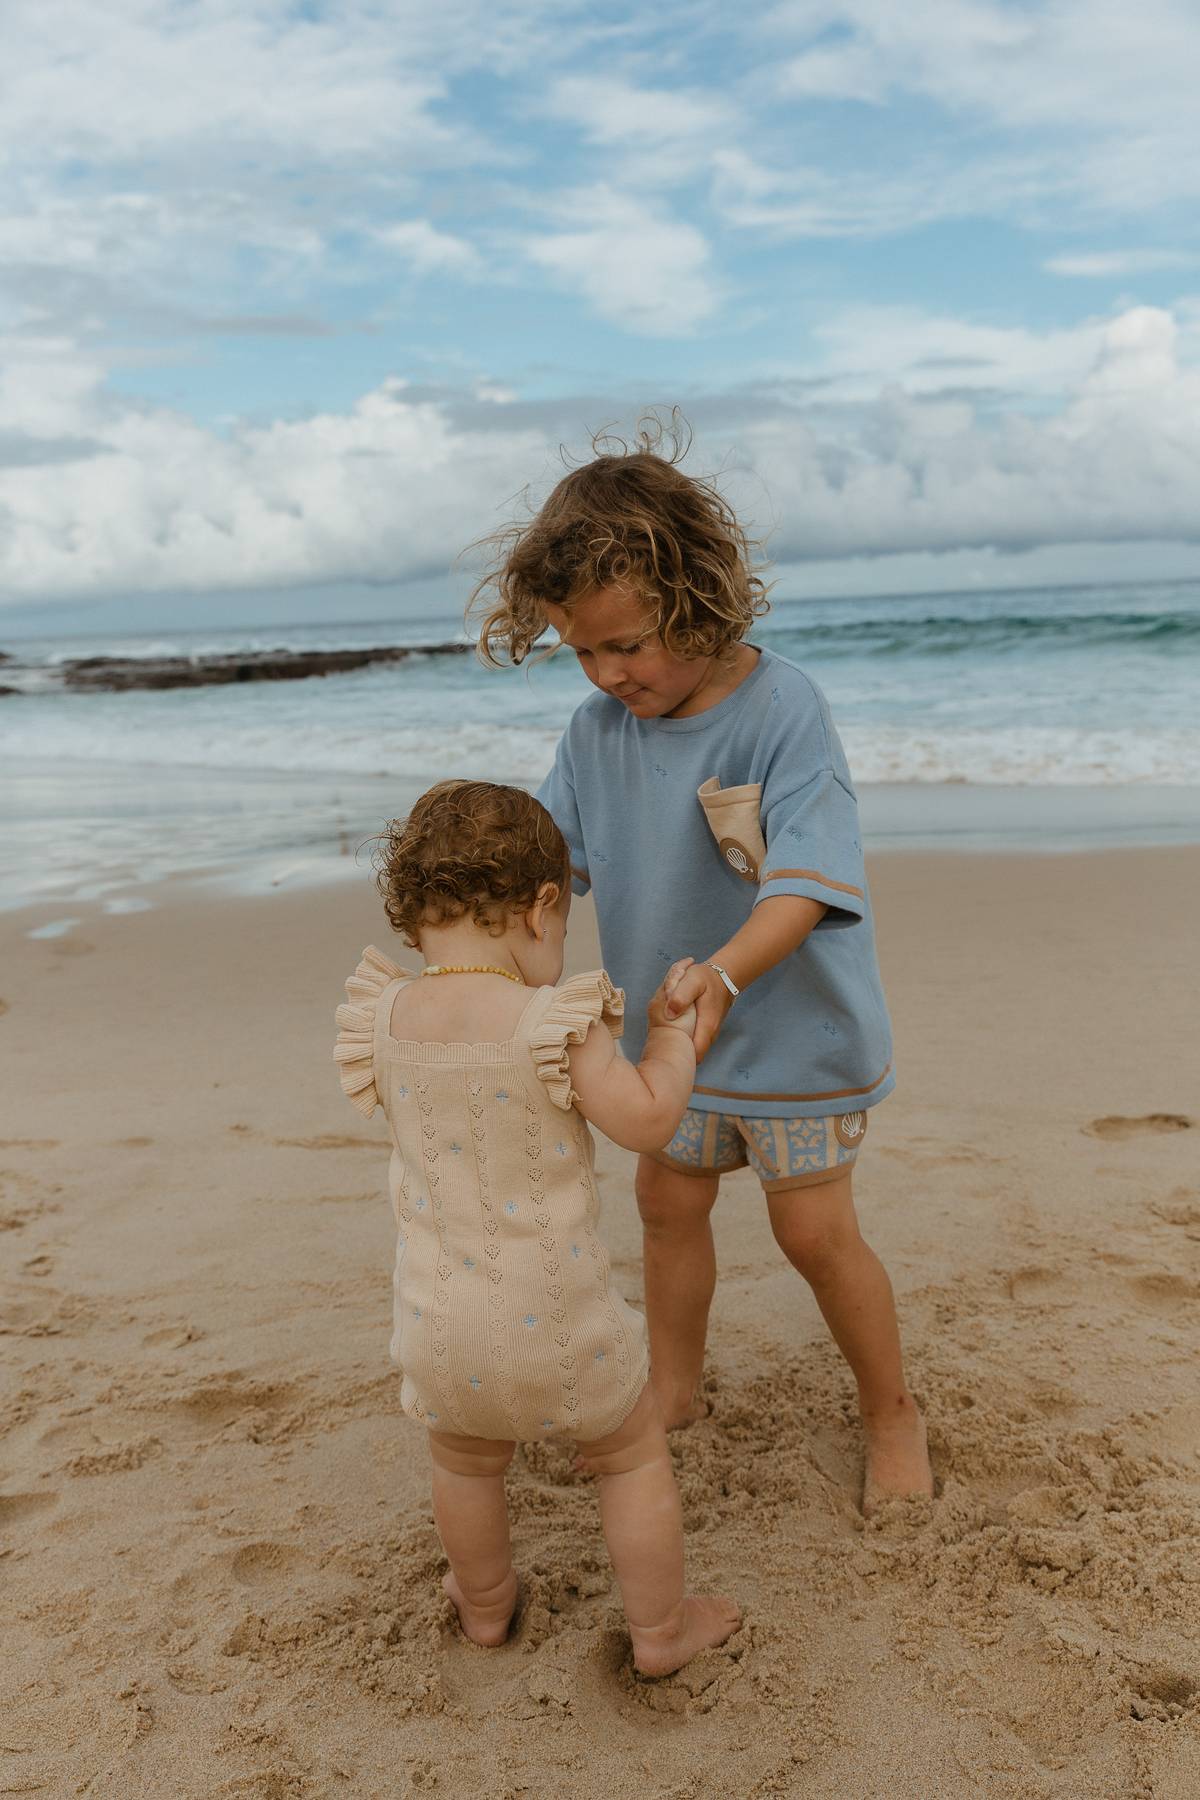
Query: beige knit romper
334 947 650 1444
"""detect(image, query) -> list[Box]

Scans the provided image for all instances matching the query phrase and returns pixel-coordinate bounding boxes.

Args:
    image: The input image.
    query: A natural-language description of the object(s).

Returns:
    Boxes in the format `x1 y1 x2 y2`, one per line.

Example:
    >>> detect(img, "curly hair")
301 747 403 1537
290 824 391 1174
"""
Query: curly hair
374 780 570 946
469 411 771 667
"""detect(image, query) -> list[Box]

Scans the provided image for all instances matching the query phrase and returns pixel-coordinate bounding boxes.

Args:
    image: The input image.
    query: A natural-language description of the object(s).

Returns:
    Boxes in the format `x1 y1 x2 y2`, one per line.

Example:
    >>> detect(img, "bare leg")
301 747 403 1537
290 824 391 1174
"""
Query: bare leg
428 1430 519 1645
635 1156 721 1429
766 1171 933 1511
578 1385 739 1676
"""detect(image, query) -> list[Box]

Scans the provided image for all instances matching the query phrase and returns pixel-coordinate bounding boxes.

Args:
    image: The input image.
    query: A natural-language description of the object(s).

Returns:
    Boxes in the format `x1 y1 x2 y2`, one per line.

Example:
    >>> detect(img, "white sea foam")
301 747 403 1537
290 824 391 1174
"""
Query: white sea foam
842 726 1200 786
26 917 82 939
3 582 1199 905
3 701 1197 787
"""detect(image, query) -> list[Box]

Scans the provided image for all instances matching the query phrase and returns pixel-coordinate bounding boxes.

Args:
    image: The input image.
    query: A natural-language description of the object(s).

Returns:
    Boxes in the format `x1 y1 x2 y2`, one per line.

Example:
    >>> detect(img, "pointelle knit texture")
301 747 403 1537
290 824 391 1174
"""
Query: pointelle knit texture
334 947 649 1442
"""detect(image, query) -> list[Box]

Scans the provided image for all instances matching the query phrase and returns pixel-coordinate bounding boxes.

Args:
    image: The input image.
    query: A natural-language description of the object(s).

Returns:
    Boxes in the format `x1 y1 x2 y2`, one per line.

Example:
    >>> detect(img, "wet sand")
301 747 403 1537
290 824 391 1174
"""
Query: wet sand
2 849 1198 1797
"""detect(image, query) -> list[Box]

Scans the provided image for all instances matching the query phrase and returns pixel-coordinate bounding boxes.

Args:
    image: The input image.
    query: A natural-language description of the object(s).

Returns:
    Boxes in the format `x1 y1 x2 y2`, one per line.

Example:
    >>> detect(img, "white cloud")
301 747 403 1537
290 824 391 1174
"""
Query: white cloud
1045 250 1200 279
0 0 564 333
373 221 483 276
1 0 517 167
771 38 887 103
711 144 1051 240
724 306 1200 560
538 73 736 187
543 75 734 146
0 364 552 599
3 305 1199 604
768 0 1192 137
755 1 1200 220
524 187 720 335
807 305 1118 399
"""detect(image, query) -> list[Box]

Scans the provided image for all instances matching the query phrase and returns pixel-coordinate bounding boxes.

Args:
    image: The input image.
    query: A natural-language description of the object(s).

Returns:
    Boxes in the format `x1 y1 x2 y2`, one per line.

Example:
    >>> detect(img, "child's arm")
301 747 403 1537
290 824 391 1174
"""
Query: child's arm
567 969 697 1153
665 895 828 1059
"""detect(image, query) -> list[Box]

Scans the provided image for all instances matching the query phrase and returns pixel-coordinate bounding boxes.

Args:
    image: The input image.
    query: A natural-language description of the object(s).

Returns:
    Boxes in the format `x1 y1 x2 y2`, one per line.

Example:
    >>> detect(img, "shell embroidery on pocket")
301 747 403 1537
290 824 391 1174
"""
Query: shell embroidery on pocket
719 837 759 883
834 1111 867 1148
698 778 766 886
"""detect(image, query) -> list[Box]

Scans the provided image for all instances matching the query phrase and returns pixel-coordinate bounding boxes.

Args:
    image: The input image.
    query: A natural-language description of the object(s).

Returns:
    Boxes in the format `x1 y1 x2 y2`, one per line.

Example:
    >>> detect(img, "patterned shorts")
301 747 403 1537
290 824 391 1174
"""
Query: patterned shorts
654 1106 868 1193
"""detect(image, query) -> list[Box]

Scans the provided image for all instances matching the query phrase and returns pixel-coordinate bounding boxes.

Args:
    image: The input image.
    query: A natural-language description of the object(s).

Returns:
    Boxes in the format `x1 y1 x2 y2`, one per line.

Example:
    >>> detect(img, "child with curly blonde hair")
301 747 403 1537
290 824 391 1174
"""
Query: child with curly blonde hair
472 420 933 1512
334 779 739 1673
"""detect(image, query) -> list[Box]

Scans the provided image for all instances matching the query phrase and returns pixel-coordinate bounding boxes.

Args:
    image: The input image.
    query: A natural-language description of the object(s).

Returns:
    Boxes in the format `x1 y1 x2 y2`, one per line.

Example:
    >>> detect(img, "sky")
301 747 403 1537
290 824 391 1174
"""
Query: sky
3 0 1200 632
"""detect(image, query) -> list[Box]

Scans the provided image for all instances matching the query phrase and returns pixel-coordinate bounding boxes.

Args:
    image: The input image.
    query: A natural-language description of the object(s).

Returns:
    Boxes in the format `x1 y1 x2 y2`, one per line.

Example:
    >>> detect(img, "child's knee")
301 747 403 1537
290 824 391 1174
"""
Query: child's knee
782 1228 840 1281
768 1177 860 1277
428 1431 515 1478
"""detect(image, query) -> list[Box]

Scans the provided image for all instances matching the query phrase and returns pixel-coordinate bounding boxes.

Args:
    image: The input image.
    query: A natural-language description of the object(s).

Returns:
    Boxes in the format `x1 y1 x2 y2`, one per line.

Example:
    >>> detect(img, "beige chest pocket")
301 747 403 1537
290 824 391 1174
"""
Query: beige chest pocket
697 778 767 885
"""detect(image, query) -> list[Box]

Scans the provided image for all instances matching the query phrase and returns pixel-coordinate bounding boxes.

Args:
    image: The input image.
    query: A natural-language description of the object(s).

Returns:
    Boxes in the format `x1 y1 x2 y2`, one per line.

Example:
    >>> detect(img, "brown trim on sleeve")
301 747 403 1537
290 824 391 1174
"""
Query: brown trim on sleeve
692 1061 892 1104
570 865 589 885
760 867 864 900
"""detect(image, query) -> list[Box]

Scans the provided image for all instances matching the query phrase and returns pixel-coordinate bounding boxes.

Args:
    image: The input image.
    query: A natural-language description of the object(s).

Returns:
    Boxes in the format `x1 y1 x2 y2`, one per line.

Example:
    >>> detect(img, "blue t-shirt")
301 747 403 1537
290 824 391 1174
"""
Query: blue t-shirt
537 646 894 1119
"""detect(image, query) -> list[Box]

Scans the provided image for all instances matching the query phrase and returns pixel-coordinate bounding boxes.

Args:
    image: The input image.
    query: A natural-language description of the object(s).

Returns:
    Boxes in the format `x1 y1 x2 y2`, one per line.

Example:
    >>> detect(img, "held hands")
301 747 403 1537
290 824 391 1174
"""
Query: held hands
663 958 734 1061
647 958 699 1040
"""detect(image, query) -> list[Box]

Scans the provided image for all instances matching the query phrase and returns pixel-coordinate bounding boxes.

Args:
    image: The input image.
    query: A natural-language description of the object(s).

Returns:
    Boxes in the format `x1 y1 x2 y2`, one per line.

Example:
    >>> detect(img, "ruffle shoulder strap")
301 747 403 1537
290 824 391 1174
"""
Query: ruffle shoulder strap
527 969 625 1111
333 945 409 1117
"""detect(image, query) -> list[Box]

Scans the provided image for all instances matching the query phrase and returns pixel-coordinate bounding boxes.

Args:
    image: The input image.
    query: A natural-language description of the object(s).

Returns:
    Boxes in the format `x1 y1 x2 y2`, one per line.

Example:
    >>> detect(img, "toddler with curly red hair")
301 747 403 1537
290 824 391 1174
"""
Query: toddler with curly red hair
334 778 739 1674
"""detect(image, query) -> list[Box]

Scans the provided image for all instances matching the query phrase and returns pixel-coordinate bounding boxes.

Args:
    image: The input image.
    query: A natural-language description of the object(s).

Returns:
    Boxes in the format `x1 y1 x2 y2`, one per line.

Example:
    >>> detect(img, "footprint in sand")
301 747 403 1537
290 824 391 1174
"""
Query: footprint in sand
1006 1265 1067 1304
141 1324 204 1348
275 1132 379 1151
166 1375 299 1443
1149 1188 1200 1229
65 1437 164 1478
1127 1271 1200 1308
1128 1662 1199 1718
230 1542 310 1586
0 1490 59 1526
1 1288 96 1338
1084 1113 1194 1140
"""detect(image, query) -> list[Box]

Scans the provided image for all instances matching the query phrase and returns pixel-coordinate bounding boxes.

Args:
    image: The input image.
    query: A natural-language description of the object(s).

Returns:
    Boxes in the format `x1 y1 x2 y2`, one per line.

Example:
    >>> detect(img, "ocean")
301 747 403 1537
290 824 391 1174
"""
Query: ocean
3 580 1199 913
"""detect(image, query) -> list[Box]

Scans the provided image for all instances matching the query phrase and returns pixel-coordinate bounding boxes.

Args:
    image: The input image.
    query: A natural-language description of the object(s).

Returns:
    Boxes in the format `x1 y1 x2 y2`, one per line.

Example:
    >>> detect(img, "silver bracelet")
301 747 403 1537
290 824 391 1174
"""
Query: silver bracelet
707 961 740 999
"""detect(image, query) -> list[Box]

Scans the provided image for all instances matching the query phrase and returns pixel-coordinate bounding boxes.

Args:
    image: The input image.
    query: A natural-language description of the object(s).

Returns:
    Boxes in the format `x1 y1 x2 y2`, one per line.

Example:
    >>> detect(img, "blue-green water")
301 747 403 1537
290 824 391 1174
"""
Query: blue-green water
2 580 1198 907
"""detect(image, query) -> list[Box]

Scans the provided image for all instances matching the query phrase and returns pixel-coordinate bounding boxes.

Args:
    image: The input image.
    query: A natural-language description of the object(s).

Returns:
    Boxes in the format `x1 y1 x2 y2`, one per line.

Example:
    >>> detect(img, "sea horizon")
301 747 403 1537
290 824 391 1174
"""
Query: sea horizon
4 576 1199 915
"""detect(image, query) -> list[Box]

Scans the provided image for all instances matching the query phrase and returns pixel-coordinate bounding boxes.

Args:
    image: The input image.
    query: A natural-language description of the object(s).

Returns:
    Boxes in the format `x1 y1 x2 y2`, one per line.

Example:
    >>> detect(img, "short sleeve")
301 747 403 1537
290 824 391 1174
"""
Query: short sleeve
526 970 625 1110
757 768 866 929
537 732 590 896
333 944 408 1116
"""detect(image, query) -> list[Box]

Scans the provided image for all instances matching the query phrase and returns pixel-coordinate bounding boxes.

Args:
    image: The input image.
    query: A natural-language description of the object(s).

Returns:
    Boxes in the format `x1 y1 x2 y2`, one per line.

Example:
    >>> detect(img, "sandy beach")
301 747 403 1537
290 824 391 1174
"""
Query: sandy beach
3 847 1198 1799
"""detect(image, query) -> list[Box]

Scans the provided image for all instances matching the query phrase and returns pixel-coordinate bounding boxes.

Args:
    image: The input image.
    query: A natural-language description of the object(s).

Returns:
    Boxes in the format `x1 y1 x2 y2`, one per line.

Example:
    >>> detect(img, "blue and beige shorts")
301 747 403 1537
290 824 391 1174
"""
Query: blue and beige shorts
653 1106 868 1193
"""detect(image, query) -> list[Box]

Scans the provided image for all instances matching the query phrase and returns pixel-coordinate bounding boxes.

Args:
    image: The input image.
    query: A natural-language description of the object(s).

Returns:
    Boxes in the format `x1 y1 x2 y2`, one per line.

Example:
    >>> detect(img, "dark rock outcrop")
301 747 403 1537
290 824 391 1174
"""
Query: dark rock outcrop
58 641 472 692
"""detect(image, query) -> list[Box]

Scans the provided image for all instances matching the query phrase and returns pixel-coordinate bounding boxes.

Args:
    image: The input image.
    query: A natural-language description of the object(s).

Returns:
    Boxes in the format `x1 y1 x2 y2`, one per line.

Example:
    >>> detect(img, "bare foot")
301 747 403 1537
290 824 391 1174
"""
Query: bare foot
629 1595 741 1678
442 1569 518 1647
861 1400 934 1516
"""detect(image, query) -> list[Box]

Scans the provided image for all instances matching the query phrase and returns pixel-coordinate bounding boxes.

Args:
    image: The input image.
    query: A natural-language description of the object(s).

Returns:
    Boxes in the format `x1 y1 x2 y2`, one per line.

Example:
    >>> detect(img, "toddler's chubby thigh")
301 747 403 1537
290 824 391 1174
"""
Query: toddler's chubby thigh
427 1429 516 1477
738 1109 868 1194
574 1385 668 1476
650 1107 746 1178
